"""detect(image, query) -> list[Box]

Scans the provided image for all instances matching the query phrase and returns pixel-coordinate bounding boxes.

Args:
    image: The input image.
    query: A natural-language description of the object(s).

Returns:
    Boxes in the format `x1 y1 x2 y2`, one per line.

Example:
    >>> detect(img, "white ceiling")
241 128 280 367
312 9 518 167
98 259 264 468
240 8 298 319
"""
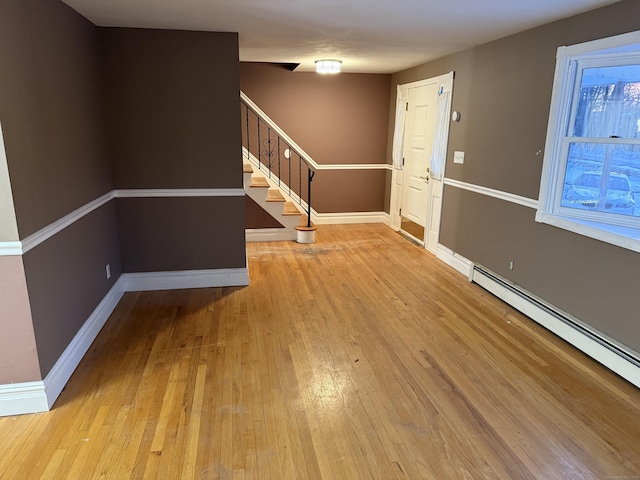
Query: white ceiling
62 0 622 74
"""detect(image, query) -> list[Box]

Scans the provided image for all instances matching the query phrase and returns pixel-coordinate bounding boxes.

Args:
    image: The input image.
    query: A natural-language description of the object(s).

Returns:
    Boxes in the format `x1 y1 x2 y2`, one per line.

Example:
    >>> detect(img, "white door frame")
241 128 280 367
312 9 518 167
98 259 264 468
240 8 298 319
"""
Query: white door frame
390 71 454 251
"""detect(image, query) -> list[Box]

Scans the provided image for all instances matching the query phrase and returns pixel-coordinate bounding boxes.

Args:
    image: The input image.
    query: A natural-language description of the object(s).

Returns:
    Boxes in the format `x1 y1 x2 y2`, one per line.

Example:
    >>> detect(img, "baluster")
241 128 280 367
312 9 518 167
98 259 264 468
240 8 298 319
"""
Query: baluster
257 117 261 170
307 168 314 228
288 147 292 197
267 127 272 177
245 104 249 162
277 137 281 188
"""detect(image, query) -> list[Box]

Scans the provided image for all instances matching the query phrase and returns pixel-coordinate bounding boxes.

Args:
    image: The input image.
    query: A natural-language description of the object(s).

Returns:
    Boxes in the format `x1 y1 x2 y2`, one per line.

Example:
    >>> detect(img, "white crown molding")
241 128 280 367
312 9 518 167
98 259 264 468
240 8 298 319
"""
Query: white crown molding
123 268 249 292
444 178 539 210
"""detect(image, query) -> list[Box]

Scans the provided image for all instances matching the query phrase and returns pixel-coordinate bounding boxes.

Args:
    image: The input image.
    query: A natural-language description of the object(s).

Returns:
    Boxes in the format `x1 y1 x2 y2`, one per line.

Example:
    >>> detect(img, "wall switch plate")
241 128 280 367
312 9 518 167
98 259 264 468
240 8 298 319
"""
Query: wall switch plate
453 151 465 164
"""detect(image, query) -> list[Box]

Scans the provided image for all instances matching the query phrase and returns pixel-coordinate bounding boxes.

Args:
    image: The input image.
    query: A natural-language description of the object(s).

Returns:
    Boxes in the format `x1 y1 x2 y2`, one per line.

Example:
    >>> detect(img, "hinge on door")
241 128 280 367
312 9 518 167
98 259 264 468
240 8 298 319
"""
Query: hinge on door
405 103 408 111
402 158 405 166
399 208 402 215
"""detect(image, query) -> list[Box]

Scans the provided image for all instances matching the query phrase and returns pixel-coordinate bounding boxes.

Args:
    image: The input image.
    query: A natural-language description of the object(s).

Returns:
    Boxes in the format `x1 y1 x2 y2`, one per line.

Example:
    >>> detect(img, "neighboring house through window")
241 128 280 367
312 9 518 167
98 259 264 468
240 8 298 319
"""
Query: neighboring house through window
537 30 640 253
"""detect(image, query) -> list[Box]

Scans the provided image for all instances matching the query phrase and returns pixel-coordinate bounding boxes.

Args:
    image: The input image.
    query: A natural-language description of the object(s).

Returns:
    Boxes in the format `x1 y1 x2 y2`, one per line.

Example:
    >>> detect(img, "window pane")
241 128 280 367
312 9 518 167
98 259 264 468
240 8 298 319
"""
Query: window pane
561 142 640 216
573 64 640 138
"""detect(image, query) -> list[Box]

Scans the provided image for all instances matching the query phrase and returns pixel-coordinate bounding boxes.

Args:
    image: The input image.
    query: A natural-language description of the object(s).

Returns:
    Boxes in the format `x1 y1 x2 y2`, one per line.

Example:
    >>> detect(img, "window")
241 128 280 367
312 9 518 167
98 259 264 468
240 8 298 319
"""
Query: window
537 31 640 252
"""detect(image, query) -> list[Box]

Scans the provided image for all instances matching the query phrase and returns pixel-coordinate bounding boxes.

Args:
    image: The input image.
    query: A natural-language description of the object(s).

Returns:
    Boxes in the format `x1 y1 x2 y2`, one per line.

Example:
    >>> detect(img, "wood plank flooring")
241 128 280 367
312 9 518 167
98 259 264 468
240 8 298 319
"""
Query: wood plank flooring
1 224 639 479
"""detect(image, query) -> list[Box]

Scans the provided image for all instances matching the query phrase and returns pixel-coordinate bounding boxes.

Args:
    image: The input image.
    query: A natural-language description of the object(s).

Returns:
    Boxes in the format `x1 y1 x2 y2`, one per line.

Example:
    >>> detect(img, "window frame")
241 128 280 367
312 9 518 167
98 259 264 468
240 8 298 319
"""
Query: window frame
537 30 640 253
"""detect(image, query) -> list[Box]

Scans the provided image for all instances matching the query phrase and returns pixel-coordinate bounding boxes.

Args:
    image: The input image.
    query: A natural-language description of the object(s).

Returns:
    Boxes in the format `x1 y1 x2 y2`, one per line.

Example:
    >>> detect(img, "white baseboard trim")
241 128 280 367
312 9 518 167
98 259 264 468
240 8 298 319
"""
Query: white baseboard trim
123 267 249 292
435 244 474 279
0 277 126 416
0 266 249 417
312 211 390 225
246 228 295 242
43 277 126 409
472 266 640 389
0 381 48 416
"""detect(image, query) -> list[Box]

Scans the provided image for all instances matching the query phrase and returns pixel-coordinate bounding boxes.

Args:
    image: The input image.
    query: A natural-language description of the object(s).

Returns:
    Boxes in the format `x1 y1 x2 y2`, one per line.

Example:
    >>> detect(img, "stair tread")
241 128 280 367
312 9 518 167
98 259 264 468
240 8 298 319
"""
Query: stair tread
243 163 253 174
295 224 317 232
250 177 270 188
267 189 286 202
283 202 302 216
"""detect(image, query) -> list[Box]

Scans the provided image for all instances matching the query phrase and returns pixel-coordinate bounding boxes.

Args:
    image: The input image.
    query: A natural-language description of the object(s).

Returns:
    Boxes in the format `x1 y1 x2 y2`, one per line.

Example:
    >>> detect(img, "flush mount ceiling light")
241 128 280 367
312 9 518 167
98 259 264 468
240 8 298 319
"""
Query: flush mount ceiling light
315 59 342 74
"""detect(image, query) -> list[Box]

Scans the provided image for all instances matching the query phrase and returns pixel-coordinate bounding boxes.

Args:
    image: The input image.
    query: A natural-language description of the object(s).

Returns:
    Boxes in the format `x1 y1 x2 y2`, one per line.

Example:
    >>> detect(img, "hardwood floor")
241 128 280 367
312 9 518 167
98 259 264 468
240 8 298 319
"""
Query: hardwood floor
1 224 639 479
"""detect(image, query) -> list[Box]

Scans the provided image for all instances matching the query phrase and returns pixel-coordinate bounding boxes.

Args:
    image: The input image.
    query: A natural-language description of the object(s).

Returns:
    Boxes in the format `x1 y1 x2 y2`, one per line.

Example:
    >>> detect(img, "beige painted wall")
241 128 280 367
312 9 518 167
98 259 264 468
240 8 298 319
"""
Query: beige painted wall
388 0 640 354
240 63 391 213
0 125 18 242
0 256 40 383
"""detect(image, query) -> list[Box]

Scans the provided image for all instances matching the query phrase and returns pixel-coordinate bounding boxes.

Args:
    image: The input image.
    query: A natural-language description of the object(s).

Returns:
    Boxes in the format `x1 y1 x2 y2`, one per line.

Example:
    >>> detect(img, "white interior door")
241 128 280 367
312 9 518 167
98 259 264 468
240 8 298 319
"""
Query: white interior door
401 84 439 231
392 72 454 251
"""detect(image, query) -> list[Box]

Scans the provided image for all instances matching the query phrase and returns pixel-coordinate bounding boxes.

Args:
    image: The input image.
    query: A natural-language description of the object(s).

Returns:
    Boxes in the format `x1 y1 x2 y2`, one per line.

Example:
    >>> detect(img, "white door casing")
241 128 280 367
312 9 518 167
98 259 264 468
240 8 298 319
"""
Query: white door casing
401 84 438 228
391 72 454 252
426 81 453 252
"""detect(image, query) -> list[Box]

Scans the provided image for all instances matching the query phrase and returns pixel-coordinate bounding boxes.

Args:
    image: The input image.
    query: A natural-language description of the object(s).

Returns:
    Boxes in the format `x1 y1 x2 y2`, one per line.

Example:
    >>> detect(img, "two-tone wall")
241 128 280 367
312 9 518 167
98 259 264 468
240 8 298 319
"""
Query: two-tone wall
0 0 245 415
0 0 118 389
389 0 640 359
101 28 247 274
240 63 391 222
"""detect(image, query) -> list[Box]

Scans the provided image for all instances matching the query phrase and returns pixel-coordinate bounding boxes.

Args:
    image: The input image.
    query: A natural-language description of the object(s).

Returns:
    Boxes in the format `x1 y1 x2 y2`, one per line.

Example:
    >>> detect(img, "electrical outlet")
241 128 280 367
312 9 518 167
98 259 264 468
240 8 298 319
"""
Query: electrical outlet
509 260 514 271
106 264 111 279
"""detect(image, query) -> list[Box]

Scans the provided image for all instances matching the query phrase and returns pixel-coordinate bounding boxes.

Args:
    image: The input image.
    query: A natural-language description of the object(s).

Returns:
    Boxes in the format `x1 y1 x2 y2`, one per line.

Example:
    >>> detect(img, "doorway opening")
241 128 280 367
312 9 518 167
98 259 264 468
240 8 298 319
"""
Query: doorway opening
390 72 454 252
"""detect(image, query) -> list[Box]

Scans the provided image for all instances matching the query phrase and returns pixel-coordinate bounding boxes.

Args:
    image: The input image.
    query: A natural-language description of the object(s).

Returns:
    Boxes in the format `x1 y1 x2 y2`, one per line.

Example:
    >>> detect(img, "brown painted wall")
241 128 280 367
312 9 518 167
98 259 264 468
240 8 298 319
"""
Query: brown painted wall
240 63 390 213
24 204 121 376
102 28 242 189
0 0 113 238
390 0 640 353
116 197 245 272
101 28 246 272
0 4 247 382
0 0 122 379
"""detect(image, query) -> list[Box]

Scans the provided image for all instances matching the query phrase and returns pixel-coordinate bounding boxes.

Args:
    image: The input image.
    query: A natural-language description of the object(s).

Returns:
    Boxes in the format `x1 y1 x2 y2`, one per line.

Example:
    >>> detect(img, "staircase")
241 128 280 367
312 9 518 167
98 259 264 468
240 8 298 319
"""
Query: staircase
243 160 315 243
241 92 317 243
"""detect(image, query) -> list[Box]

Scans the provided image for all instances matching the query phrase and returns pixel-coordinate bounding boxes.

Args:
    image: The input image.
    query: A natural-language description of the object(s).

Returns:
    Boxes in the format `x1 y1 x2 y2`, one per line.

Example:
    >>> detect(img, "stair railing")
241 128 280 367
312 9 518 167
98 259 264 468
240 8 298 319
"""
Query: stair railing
240 91 315 228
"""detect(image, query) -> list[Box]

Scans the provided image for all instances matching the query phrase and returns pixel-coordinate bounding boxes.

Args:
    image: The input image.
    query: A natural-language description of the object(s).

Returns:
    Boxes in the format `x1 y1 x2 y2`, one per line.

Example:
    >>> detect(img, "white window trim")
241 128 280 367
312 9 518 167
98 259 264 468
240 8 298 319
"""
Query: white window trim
536 30 640 253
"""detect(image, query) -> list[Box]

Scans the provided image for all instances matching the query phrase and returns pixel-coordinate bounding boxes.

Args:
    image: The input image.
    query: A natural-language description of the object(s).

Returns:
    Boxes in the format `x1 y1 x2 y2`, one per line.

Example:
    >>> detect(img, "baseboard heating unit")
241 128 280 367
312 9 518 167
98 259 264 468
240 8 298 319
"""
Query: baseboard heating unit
471 264 640 389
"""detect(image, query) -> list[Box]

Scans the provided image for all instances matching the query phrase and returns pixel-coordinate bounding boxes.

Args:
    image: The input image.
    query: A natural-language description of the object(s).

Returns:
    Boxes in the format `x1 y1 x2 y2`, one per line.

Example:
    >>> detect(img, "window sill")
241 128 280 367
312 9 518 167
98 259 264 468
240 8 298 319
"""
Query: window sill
535 212 640 253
